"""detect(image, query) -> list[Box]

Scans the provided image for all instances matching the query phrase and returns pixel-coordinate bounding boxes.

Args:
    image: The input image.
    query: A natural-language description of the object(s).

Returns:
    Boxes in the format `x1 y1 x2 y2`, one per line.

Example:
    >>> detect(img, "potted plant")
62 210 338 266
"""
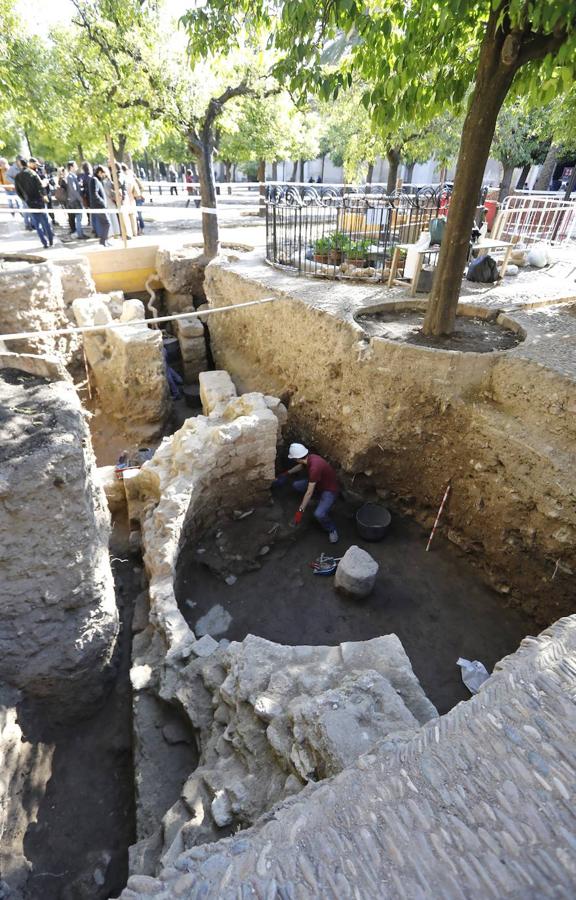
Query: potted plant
345 238 371 268
328 232 349 265
313 236 331 264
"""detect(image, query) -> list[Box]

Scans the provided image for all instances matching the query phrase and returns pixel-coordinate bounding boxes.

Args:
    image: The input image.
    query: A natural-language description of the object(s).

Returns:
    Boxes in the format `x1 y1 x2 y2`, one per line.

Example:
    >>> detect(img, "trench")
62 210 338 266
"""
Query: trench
17 520 138 900
175 479 541 716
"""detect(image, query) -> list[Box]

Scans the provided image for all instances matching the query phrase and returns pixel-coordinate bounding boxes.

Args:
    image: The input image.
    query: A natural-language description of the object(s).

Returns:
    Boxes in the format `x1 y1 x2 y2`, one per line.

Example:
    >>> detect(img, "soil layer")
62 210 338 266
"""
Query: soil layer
175 488 538 715
356 310 522 352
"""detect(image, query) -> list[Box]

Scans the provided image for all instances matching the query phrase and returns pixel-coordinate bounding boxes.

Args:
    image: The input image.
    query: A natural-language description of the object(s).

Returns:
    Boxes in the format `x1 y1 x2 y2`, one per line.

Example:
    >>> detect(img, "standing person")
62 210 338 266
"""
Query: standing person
14 157 54 248
66 161 86 239
168 164 178 195
121 162 138 237
8 157 33 228
102 168 121 238
89 165 111 246
277 442 340 543
78 162 93 231
36 160 56 226
0 157 15 213
132 169 146 233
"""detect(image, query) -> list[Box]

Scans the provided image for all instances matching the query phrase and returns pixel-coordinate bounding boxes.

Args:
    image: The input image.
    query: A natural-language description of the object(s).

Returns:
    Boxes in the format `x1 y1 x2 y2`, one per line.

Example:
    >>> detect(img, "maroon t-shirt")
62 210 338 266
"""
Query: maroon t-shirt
307 454 339 493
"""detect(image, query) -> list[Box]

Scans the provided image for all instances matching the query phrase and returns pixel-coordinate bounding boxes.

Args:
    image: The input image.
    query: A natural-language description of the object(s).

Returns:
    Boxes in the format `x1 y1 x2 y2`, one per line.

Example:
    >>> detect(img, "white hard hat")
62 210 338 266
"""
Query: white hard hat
288 442 308 459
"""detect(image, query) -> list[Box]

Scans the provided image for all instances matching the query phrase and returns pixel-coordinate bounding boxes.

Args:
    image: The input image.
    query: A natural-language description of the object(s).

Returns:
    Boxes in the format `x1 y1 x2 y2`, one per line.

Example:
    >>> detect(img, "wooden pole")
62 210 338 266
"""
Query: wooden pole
106 134 128 249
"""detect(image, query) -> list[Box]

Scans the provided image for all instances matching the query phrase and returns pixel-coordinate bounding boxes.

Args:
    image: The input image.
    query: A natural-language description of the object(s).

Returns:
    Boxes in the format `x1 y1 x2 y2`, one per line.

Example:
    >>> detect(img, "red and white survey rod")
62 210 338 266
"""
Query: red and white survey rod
426 481 451 552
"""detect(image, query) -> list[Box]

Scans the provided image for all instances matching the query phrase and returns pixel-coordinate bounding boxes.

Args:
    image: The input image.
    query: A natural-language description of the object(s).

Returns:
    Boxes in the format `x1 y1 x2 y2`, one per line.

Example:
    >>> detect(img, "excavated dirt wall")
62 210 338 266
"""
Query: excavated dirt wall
0 352 119 714
203 255 576 622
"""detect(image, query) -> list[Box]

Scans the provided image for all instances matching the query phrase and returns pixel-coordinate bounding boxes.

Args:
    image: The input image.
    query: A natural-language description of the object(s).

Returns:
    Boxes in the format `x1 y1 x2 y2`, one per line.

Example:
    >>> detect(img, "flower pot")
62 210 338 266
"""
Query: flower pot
314 253 330 264
346 257 367 268
328 249 343 265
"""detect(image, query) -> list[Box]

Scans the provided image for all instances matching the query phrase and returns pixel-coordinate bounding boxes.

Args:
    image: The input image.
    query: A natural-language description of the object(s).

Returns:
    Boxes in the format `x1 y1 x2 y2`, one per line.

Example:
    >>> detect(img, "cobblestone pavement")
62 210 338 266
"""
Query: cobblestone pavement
117 616 576 899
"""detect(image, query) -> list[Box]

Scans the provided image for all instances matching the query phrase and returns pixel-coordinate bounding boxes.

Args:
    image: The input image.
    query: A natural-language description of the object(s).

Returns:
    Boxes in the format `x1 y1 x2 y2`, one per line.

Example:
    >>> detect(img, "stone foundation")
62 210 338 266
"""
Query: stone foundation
72 295 169 440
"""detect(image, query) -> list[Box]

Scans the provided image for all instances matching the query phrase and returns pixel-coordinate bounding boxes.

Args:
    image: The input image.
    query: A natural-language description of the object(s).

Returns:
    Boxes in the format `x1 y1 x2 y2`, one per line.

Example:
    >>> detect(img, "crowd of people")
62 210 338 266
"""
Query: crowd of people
0 155 147 248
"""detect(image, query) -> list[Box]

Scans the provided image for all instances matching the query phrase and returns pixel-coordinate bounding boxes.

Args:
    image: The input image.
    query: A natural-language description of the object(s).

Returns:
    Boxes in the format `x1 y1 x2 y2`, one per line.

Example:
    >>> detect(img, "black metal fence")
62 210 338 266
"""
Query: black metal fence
265 184 453 281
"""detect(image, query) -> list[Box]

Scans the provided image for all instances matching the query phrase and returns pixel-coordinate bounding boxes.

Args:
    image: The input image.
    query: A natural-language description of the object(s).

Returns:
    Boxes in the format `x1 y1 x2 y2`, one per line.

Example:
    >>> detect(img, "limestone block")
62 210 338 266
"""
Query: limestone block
191 635 219 658
147 633 436 863
199 370 237 416
164 292 198 315
73 295 169 437
335 545 379 599
175 314 204 339
156 248 206 295
121 298 146 321
52 256 95 308
175 313 208 383
0 256 71 359
0 363 118 716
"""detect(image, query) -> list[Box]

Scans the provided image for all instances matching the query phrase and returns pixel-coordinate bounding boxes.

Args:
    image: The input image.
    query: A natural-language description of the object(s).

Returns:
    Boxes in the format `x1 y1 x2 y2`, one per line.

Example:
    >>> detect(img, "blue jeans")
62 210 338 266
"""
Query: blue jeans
30 211 53 247
293 480 337 533
74 212 84 237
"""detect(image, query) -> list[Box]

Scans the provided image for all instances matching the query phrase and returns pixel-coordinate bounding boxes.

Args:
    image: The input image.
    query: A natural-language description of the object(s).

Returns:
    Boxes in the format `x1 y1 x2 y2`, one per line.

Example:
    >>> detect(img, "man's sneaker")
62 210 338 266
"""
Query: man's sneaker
328 529 339 544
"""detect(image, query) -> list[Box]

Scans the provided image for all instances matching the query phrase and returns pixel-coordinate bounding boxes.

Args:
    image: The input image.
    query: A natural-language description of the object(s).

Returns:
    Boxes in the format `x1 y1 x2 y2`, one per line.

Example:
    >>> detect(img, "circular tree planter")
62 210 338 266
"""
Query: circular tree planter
355 301 526 353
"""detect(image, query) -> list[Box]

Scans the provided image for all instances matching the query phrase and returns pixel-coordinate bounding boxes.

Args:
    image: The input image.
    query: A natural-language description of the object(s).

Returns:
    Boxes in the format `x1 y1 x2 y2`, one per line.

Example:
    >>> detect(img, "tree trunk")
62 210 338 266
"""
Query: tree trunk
224 160 232 182
534 143 558 191
422 12 519 336
24 128 32 157
515 162 531 190
298 159 305 182
232 164 237 181
366 162 374 185
257 158 266 216
320 153 326 182
386 148 401 194
192 140 219 259
498 162 515 202
290 160 298 182
77 144 84 162
112 133 127 163
405 162 415 184
271 160 278 181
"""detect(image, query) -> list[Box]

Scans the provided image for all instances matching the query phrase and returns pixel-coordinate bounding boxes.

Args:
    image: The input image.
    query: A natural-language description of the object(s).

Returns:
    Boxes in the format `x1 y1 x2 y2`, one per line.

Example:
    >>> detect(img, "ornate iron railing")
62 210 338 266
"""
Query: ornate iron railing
265 183 454 281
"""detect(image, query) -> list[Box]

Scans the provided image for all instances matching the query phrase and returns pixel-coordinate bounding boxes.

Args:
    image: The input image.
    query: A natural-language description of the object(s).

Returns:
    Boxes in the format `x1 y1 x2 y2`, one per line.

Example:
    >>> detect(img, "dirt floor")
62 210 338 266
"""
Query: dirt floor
175 485 539 715
17 519 138 900
356 309 523 352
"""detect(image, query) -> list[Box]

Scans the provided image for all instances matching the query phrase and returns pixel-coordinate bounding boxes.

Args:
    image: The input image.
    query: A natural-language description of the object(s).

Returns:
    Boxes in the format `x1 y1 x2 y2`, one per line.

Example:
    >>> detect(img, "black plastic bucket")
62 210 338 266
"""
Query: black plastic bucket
355 503 392 541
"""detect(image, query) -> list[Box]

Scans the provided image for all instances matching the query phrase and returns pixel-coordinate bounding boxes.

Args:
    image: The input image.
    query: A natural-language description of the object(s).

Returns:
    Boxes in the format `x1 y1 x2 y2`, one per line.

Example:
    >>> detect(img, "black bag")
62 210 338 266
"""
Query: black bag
466 254 500 283
54 178 68 205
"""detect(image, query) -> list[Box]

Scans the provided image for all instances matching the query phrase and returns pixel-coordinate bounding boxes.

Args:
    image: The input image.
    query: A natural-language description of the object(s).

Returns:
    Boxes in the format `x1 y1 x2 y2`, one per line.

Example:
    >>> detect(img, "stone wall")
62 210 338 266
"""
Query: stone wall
0 254 95 364
116 613 576 900
72 295 169 441
128 371 282 661
0 353 118 715
202 253 576 623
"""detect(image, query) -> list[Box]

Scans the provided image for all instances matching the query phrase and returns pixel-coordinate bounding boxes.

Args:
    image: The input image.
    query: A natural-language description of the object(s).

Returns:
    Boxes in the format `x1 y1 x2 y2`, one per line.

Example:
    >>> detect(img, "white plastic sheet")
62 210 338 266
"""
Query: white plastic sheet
457 657 490 694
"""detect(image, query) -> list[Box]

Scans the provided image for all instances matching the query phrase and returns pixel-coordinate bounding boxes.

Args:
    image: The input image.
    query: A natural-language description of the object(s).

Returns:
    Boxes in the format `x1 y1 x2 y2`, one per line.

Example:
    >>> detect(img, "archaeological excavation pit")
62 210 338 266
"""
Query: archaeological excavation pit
1 242 575 900
174 476 539 715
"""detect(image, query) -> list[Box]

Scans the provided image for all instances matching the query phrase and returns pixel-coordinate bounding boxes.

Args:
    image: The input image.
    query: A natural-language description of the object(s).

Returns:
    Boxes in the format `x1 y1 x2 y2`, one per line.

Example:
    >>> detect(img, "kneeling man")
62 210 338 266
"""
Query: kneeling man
284 442 339 544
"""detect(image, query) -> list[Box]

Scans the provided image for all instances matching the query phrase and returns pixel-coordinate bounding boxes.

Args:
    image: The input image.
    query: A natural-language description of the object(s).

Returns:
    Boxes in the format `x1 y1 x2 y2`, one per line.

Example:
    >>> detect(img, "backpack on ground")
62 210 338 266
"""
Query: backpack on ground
466 254 500 283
